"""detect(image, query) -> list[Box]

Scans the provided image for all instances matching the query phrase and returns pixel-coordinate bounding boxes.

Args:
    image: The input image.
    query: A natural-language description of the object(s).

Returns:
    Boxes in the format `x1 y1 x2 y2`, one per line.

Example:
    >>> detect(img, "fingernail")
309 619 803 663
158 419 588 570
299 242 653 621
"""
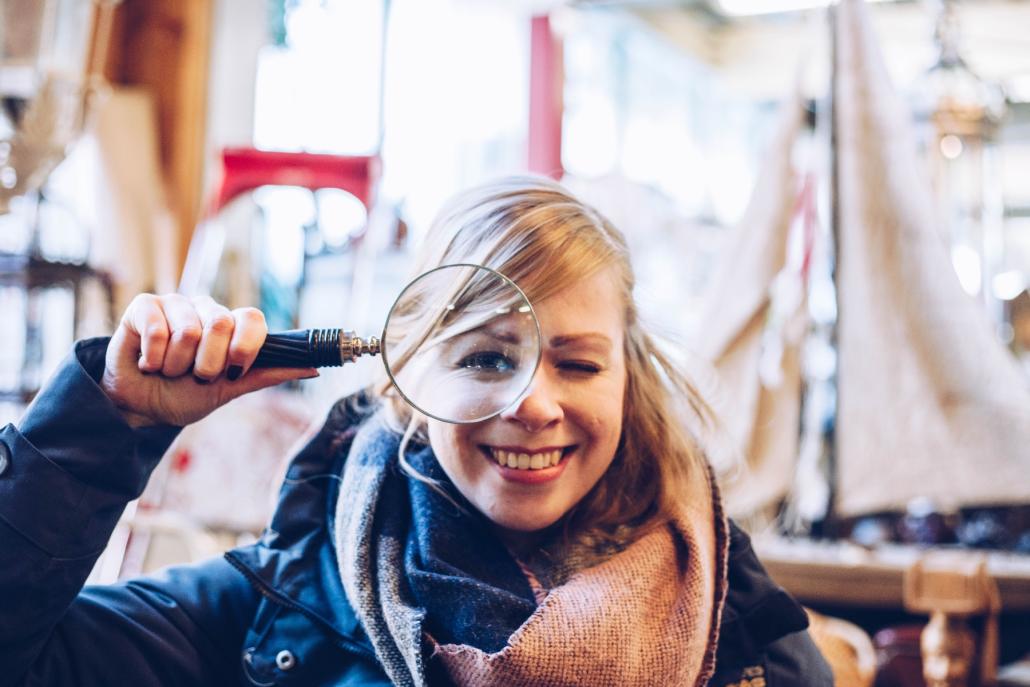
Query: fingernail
193 374 211 385
227 365 243 381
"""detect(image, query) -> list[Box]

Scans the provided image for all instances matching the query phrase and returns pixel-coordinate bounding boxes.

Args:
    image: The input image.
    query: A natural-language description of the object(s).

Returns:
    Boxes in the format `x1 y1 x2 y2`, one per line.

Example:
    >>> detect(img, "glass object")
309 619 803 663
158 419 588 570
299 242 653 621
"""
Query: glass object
912 0 1008 328
0 0 112 214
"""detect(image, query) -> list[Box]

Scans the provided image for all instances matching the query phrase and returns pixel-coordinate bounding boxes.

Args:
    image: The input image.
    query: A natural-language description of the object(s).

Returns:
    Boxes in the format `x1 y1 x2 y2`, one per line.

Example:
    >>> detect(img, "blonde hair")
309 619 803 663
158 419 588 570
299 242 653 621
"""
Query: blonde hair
375 176 712 542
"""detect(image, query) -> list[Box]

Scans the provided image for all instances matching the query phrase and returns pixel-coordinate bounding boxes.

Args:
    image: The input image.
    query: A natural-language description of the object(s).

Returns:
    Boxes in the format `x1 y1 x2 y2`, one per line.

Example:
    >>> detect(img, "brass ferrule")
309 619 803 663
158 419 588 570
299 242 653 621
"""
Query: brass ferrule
339 331 381 363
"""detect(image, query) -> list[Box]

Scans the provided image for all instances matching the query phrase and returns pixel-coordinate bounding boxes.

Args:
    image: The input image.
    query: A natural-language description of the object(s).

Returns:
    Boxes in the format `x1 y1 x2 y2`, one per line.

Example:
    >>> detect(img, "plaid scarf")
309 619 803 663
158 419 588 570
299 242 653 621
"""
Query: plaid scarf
334 416 729 686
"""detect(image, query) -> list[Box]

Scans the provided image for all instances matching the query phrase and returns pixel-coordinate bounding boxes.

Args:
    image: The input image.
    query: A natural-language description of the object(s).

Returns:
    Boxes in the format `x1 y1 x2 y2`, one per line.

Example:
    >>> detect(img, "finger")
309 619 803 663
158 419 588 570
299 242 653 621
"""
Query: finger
218 367 318 402
157 294 204 377
226 307 267 380
122 294 170 373
192 296 236 381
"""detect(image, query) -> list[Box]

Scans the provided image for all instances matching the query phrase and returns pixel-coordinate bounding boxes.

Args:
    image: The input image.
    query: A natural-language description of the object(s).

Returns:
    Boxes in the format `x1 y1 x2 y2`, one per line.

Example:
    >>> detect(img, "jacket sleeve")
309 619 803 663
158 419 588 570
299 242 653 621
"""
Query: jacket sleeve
0 338 258 687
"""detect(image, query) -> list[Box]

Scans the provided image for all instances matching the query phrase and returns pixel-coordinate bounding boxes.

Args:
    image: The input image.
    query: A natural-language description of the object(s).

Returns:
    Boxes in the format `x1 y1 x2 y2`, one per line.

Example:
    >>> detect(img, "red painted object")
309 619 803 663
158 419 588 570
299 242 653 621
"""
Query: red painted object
528 15 563 179
170 449 192 474
209 148 381 216
179 147 382 297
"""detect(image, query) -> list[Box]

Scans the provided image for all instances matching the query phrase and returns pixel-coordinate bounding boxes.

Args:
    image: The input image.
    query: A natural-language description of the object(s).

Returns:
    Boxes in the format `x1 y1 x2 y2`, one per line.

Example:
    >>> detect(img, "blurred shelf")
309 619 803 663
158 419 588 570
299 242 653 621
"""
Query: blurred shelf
0 390 36 404
0 253 111 288
757 535 1030 611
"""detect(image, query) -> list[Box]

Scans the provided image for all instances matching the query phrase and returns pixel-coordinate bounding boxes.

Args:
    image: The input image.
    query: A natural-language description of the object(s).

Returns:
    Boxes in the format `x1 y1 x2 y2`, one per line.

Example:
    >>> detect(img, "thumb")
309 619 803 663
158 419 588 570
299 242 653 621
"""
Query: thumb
217 367 320 401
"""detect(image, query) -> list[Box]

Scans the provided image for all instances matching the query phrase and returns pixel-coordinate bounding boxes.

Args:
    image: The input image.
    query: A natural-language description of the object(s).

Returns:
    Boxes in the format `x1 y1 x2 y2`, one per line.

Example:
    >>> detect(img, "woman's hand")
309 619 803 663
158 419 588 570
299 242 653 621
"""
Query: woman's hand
101 293 318 427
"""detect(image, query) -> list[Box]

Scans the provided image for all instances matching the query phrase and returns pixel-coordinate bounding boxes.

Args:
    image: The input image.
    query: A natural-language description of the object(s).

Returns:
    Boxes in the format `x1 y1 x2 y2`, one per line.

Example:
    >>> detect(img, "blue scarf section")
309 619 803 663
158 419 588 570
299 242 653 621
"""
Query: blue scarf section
334 416 538 686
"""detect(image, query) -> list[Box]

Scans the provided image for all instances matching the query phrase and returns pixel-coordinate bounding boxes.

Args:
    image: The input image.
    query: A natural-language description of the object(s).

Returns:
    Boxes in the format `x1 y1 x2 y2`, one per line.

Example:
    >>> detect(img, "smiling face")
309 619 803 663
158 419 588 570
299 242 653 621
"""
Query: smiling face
426 266 627 533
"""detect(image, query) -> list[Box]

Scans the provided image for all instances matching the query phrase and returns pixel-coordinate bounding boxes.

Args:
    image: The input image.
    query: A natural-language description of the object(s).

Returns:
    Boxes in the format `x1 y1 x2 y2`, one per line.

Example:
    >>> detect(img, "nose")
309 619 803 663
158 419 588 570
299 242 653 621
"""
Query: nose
499 367 563 432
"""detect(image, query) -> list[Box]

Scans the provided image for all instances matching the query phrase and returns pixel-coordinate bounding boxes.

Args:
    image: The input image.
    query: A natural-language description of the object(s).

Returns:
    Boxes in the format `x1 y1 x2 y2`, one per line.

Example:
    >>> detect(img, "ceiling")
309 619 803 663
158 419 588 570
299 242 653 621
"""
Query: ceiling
563 0 1030 101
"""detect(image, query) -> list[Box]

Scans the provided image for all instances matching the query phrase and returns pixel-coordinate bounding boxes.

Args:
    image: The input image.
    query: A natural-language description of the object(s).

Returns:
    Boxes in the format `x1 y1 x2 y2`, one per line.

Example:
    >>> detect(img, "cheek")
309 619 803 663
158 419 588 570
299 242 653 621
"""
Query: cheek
595 409 623 458
594 372 626 439
572 381 624 461
582 410 616 442
427 422 480 480
426 422 457 472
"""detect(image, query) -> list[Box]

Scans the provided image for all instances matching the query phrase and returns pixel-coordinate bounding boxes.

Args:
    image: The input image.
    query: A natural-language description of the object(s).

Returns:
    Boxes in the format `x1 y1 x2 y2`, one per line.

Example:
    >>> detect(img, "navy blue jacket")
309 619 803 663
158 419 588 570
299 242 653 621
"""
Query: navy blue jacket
0 338 832 686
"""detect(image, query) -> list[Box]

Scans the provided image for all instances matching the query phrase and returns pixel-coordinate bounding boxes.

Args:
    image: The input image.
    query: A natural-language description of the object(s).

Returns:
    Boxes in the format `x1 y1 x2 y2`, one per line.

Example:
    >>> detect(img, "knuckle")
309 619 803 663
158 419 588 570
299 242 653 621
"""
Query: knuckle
126 293 158 324
173 325 203 345
235 307 266 328
143 322 169 342
132 292 159 308
205 313 235 337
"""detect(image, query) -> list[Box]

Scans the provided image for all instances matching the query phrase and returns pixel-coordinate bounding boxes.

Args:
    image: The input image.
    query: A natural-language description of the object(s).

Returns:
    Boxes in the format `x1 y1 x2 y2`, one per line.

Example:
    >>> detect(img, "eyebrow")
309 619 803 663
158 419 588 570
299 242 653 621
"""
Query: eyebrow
477 324 525 345
549 333 614 349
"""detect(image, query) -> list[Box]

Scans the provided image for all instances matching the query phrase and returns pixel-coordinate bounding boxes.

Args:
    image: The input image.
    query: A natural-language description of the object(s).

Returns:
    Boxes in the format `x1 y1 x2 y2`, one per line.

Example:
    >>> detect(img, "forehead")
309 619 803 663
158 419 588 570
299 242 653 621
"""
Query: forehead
530 267 625 343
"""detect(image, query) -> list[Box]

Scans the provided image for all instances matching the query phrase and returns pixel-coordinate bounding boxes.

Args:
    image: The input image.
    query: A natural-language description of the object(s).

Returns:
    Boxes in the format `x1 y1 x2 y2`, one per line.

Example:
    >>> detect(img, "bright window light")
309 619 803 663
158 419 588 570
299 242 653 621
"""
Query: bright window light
993 270 1026 301
951 244 982 297
715 0 895 18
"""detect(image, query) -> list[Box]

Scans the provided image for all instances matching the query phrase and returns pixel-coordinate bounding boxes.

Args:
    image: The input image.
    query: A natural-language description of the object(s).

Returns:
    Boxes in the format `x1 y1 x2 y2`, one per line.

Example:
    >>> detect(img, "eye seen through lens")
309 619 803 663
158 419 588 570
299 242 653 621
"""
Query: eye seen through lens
382 264 540 423
456 350 515 374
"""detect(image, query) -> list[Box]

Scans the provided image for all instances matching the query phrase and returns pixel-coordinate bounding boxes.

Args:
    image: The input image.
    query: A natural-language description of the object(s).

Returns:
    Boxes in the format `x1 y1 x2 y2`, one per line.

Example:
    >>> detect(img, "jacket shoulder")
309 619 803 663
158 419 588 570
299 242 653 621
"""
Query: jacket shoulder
711 521 833 687
266 391 378 525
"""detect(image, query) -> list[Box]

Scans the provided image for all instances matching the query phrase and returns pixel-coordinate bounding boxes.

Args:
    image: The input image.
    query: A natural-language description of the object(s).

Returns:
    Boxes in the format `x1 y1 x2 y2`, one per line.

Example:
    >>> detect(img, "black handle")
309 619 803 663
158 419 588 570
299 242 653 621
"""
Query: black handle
253 329 344 368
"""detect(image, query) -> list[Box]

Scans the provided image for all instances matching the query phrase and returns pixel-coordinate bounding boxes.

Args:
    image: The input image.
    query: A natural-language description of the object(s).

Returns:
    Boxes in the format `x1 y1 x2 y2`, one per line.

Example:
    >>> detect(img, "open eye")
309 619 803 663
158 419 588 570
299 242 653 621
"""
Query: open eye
456 350 517 374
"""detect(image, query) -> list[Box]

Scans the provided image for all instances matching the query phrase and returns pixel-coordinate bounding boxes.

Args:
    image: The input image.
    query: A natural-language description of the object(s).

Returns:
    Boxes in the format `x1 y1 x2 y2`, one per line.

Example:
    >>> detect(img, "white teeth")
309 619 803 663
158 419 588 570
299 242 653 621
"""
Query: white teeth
491 448 565 470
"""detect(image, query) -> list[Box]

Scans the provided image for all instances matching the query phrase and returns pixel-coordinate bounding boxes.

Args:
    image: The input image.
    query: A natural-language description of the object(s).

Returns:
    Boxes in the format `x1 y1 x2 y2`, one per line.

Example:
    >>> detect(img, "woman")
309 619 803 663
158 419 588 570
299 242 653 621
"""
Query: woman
0 178 831 686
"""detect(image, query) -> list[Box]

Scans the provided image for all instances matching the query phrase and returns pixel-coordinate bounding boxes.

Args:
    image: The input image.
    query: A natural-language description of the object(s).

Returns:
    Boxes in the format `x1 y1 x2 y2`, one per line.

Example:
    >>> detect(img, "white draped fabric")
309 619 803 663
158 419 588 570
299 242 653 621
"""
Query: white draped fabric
693 95 807 520
834 0 1030 516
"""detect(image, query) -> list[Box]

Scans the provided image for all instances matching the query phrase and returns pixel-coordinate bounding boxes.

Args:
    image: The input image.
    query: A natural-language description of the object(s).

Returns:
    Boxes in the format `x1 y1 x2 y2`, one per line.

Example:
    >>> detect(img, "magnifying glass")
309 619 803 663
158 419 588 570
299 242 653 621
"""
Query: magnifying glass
251 264 541 424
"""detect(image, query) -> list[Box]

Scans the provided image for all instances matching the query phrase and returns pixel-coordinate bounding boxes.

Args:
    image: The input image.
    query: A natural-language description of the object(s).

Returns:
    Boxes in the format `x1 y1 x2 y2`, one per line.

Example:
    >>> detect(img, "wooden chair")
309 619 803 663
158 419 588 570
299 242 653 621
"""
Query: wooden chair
807 608 878 687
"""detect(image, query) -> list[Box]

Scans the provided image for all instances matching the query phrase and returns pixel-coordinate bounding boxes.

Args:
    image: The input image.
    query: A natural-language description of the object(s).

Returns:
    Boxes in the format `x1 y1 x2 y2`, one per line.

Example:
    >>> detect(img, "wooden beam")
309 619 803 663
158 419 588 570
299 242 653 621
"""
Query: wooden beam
104 0 213 279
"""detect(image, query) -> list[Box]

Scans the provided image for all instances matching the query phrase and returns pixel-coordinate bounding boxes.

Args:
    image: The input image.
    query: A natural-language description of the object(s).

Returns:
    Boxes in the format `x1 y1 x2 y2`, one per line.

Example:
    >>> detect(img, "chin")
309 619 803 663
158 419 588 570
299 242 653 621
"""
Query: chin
485 505 567 533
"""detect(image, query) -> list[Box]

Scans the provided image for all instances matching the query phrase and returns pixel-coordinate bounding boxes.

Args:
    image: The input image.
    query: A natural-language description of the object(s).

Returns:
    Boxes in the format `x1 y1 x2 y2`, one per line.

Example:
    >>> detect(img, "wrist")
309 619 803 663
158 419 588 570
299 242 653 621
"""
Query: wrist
99 368 158 429
117 407 160 429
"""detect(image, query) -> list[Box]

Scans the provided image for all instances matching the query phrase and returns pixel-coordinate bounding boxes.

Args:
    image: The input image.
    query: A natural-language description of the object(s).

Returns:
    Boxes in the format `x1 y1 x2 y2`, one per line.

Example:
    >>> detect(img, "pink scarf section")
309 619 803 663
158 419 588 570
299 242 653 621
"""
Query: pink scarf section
431 469 730 687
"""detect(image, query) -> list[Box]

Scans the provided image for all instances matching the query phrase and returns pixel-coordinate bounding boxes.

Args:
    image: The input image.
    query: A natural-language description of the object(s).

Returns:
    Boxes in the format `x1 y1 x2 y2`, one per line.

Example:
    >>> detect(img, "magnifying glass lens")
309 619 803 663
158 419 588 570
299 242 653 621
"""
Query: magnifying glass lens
382 264 539 423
